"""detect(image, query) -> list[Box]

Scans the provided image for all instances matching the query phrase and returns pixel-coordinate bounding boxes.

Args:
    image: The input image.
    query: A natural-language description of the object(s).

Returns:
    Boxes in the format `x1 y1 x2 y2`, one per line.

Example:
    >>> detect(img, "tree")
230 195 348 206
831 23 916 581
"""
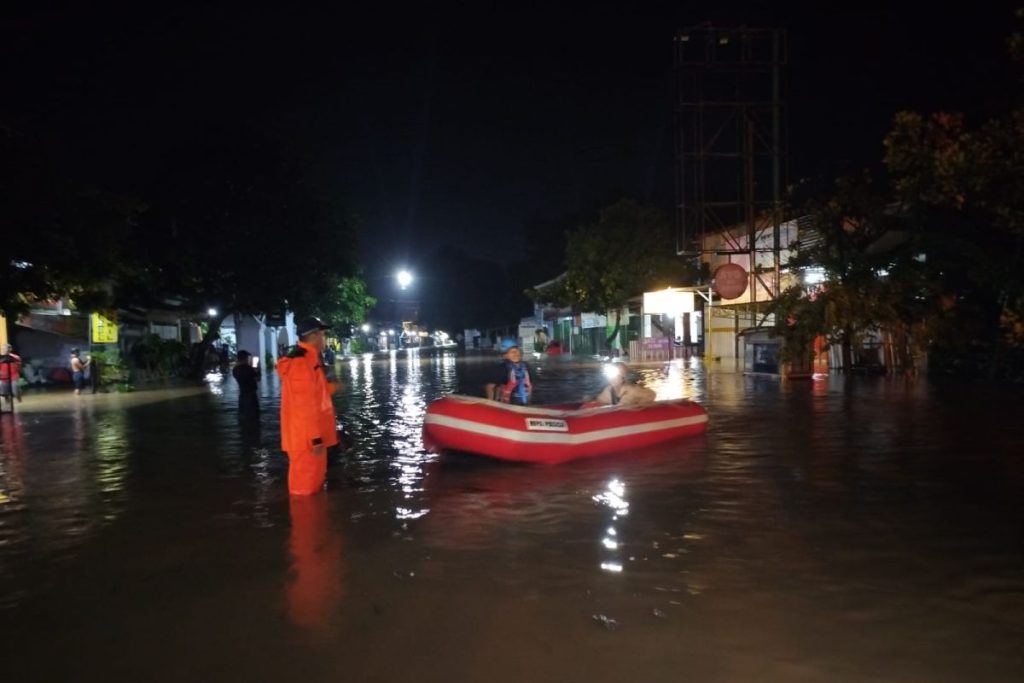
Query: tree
0 125 137 320
128 126 361 377
884 108 1024 377
874 9 1024 378
314 275 376 335
529 199 697 346
771 174 936 373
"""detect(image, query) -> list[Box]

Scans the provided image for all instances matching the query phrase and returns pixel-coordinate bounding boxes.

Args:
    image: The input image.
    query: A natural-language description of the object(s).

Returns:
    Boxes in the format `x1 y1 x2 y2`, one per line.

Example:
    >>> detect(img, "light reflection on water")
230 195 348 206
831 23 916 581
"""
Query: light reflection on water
93 409 129 520
595 479 629 574
1 352 1023 681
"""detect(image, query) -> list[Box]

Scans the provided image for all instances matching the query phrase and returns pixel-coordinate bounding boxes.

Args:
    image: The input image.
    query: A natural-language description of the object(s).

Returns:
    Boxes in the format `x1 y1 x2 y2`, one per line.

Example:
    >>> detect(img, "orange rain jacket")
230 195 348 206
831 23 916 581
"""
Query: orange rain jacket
277 341 339 454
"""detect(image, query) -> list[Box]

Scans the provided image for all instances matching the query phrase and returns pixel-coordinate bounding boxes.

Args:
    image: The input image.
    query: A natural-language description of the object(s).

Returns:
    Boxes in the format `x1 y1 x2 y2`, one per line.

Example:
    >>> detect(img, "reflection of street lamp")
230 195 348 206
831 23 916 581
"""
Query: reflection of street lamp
396 270 413 290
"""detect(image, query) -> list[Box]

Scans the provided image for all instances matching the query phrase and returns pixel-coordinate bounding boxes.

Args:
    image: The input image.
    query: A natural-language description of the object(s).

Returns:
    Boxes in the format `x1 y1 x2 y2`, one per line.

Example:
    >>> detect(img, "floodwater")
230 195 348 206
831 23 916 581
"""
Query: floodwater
1 350 1022 682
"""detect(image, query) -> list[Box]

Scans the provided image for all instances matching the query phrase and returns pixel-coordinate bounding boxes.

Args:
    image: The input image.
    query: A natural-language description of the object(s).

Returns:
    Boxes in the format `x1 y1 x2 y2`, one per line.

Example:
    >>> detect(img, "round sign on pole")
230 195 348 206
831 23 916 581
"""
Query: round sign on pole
713 263 748 300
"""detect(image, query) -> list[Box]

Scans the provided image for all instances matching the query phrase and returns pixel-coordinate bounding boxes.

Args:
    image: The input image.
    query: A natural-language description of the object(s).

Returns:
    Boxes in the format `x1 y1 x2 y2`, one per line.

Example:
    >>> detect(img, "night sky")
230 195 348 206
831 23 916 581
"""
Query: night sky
2 3 1018 297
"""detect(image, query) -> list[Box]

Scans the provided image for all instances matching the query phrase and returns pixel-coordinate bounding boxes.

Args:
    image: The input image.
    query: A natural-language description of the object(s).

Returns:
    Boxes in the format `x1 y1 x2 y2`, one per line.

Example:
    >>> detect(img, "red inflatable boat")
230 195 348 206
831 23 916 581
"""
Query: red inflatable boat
423 395 708 464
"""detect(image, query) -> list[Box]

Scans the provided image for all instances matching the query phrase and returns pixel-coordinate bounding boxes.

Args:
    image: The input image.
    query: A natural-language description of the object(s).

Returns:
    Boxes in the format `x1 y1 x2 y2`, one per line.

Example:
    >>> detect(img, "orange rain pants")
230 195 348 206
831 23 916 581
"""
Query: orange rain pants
286 447 327 496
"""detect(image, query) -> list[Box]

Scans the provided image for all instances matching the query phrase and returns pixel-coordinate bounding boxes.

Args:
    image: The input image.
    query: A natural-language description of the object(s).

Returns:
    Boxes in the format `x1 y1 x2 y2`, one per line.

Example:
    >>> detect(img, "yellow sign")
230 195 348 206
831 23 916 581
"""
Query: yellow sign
91 312 118 344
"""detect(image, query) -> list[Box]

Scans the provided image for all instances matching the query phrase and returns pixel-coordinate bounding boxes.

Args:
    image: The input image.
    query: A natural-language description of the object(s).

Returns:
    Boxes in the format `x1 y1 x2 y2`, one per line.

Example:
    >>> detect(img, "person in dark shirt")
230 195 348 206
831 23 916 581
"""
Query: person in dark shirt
484 338 533 405
86 353 101 393
232 350 260 413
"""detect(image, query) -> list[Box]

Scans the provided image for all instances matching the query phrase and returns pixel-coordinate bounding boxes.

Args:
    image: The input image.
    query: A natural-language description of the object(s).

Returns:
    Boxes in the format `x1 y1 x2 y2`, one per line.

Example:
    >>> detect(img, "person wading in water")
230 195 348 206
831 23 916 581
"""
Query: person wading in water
276 317 340 496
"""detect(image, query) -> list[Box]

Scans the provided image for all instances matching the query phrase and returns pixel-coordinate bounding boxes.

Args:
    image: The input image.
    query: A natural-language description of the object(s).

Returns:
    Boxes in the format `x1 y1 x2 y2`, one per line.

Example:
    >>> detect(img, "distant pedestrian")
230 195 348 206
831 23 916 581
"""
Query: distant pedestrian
88 353 102 393
83 353 102 394
0 344 23 412
276 317 340 496
232 350 261 413
70 349 89 396
323 343 337 381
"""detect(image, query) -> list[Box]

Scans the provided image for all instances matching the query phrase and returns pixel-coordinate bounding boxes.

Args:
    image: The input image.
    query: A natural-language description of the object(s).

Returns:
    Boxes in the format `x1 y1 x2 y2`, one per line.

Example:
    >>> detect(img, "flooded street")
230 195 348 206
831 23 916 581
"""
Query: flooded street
1 351 1022 682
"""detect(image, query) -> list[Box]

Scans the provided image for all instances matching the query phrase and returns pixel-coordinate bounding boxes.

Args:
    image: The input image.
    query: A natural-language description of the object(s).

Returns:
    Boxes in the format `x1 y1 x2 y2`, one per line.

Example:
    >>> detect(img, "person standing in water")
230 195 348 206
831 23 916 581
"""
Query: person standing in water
86 353 102 393
70 349 89 396
276 317 339 496
232 350 261 414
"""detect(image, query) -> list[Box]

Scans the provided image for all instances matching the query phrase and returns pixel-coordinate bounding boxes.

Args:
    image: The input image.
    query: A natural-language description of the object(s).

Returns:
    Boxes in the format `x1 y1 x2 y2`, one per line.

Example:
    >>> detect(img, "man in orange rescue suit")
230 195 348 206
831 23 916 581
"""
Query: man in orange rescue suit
277 316 339 495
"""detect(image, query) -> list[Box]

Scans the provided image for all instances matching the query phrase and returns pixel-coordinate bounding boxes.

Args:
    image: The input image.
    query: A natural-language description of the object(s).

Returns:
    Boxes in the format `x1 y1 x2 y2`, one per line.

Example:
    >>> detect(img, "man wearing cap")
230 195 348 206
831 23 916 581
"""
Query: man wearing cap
276 317 339 495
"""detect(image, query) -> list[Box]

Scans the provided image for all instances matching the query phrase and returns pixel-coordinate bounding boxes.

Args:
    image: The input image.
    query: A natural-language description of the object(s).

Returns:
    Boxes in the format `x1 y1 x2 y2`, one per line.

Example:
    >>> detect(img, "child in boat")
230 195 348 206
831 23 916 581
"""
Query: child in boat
591 362 655 406
485 338 533 405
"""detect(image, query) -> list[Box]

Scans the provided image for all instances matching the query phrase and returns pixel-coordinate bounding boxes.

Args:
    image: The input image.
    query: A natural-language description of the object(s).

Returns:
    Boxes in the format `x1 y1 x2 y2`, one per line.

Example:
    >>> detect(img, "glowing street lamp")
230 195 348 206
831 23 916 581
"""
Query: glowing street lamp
361 323 370 333
396 270 413 290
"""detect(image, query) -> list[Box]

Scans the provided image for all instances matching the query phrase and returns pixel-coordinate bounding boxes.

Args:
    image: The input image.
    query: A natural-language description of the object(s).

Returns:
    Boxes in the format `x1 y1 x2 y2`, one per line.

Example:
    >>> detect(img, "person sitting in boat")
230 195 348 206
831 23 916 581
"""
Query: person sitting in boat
591 362 655 406
484 338 533 405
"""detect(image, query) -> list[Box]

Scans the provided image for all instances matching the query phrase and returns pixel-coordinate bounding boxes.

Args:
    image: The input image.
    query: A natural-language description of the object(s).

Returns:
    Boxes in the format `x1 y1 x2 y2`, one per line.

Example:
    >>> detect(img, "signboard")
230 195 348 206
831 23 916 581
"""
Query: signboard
643 289 695 316
518 322 539 341
525 418 569 432
91 312 118 344
641 337 671 352
265 311 286 327
713 263 748 300
18 312 87 338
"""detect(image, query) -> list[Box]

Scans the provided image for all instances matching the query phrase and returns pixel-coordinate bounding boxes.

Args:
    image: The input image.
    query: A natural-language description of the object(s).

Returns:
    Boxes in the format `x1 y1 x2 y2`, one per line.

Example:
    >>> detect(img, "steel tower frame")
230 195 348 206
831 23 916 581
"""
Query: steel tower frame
673 24 788 303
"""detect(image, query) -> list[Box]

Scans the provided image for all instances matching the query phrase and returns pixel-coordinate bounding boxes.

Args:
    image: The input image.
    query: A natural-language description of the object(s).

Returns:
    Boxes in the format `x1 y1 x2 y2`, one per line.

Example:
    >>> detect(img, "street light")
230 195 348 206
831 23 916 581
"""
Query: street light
361 323 370 333
396 270 413 290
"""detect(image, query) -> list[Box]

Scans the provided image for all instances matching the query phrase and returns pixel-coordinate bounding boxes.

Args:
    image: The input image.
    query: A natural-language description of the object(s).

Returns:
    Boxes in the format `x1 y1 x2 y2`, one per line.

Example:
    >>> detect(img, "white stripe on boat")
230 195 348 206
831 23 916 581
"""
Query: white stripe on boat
434 395 701 418
424 412 708 445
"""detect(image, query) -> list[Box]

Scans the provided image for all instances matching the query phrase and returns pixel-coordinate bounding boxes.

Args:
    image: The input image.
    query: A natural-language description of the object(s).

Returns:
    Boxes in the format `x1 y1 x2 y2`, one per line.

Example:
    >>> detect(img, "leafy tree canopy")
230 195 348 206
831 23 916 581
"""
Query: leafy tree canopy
528 199 698 345
883 106 1024 373
531 199 694 309
773 11 1024 378
772 173 934 369
0 125 138 319
127 125 358 317
313 275 377 335
119 125 362 375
